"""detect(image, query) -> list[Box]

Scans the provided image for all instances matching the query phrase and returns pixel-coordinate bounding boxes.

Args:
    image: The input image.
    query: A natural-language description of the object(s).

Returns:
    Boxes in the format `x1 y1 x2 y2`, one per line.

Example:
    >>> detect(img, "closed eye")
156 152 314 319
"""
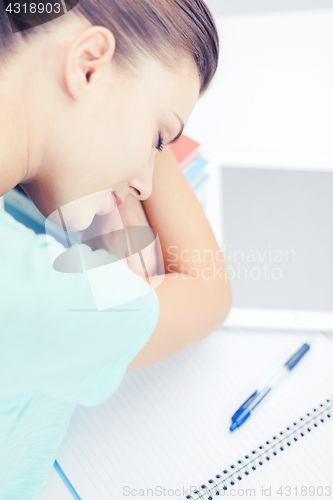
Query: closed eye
156 133 164 153
155 113 184 152
166 113 184 145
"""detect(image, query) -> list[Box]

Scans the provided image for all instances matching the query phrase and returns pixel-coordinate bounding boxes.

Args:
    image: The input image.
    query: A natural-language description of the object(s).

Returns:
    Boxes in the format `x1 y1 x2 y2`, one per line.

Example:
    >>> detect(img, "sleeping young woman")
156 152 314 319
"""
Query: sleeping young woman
0 0 231 498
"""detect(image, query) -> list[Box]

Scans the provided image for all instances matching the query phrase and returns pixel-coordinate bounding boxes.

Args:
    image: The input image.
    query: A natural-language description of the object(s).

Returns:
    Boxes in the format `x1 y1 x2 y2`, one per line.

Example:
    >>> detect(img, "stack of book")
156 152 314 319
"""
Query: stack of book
3 134 209 239
169 134 209 207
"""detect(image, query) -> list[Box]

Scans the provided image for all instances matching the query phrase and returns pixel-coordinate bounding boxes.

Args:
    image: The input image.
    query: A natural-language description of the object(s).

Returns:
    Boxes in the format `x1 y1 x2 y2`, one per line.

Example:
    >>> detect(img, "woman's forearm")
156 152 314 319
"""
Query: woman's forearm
127 147 231 370
143 147 226 278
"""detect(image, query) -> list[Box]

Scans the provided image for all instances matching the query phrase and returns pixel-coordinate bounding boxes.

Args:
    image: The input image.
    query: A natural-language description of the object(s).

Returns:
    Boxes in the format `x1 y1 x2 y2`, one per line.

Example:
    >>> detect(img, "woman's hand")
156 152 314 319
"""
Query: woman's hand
82 195 158 279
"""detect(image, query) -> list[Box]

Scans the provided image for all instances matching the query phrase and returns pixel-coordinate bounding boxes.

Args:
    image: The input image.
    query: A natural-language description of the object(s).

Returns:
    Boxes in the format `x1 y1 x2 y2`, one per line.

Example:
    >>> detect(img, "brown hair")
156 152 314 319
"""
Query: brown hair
0 0 219 94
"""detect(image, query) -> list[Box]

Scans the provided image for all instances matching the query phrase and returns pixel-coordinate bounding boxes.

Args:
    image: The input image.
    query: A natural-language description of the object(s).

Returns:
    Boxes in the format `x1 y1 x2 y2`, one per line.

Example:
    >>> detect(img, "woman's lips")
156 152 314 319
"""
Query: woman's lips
98 192 122 216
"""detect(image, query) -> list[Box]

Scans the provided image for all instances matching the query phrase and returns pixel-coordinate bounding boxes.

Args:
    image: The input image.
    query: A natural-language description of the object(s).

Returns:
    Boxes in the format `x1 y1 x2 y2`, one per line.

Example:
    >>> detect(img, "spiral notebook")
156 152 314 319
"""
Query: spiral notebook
56 330 333 499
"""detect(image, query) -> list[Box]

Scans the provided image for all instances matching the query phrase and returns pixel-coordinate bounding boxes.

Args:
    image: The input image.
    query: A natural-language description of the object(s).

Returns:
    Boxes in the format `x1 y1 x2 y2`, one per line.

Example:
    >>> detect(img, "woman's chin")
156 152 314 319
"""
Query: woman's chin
47 208 95 233
46 190 116 233
96 192 115 216
66 213 96 232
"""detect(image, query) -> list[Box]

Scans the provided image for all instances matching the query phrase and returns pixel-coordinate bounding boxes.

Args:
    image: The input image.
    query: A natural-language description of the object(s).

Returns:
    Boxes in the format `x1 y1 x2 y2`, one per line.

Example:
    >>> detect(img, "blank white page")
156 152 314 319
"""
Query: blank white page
56 330 333 499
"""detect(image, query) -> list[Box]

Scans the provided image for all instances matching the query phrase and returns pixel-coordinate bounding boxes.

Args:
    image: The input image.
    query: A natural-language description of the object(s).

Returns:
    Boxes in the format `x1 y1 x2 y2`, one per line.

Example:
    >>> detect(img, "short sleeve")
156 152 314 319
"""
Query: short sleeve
0 210 160 406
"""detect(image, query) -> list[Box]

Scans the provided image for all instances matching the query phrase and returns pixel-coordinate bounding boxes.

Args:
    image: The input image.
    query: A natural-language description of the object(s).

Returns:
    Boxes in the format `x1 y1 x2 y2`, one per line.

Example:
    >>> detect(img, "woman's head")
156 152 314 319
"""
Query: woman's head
0 0 219 230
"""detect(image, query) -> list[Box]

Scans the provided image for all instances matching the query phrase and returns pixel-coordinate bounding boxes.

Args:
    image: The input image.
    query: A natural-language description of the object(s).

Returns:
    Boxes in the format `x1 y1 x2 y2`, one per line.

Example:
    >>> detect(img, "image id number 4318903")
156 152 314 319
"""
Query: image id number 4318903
5 1 61 14
276 486 332 496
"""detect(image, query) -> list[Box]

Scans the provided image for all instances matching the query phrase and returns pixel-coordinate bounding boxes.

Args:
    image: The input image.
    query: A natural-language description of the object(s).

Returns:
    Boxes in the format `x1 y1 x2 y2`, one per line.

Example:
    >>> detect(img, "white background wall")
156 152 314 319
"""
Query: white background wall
204 0 333 16
186 8 333 169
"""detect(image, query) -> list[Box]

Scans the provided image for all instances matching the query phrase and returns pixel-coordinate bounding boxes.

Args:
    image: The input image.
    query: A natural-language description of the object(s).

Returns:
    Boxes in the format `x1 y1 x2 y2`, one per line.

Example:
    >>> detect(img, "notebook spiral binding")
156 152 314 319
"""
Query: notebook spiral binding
184 398 333 500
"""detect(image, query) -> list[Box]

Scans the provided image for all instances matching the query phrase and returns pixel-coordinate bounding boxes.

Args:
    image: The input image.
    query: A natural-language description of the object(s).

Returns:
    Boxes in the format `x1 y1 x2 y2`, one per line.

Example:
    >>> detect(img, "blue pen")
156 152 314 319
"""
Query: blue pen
230 343 311 432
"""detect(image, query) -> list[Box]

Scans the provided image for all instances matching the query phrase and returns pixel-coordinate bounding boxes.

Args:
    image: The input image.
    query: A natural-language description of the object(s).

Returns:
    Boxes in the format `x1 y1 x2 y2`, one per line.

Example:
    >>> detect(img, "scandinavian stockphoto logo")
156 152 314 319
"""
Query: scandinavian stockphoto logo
2 0 79 33
45 188 164 311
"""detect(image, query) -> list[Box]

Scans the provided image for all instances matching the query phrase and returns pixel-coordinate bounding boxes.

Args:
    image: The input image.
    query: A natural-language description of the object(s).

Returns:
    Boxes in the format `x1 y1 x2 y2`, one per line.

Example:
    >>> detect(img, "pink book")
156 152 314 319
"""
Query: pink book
169 134 200 170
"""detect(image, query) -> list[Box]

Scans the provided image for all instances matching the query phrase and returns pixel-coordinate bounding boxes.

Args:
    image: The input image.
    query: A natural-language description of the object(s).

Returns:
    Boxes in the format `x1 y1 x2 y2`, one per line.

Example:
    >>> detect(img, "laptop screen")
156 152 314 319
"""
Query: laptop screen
221 167 333 311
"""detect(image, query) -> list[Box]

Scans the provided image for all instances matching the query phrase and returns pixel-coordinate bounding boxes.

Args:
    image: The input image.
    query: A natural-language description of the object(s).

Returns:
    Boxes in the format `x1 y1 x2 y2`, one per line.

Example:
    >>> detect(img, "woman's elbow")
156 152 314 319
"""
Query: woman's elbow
202 268 232 332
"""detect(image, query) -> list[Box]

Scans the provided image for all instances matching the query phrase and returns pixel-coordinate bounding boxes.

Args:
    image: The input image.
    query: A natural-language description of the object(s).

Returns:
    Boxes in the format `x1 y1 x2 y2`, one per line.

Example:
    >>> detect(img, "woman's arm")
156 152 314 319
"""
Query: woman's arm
127 146 231 370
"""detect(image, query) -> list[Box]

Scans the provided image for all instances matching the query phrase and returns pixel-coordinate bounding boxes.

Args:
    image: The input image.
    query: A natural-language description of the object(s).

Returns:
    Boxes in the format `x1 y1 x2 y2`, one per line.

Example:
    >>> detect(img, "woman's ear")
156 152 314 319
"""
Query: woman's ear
64 26 116 100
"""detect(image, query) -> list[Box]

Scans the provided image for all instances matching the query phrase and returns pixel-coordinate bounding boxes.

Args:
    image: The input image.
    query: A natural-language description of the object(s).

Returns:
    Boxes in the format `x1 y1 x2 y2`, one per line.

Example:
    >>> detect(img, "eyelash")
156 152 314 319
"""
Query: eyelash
156 134 164 153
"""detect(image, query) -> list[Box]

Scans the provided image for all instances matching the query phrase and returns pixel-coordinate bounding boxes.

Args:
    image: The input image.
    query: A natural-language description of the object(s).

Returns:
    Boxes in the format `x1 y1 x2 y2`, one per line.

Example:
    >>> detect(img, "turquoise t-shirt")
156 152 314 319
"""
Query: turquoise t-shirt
0 208 160 500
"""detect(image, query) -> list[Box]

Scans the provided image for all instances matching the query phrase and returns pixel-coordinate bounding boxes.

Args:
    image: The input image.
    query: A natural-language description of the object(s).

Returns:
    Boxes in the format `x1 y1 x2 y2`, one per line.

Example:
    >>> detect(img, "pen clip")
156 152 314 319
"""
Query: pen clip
231 390 258 423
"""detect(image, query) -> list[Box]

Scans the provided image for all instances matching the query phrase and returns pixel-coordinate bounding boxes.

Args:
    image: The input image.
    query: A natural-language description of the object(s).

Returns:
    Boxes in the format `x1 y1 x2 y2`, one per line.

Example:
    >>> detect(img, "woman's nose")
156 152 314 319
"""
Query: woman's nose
128 154 155 201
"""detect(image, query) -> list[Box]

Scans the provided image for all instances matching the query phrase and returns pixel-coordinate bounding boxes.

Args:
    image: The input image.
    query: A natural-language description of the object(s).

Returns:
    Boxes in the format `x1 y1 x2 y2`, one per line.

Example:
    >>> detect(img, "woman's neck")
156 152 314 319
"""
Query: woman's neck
0 142 27 199
0 56 40 196
0 81 27 195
